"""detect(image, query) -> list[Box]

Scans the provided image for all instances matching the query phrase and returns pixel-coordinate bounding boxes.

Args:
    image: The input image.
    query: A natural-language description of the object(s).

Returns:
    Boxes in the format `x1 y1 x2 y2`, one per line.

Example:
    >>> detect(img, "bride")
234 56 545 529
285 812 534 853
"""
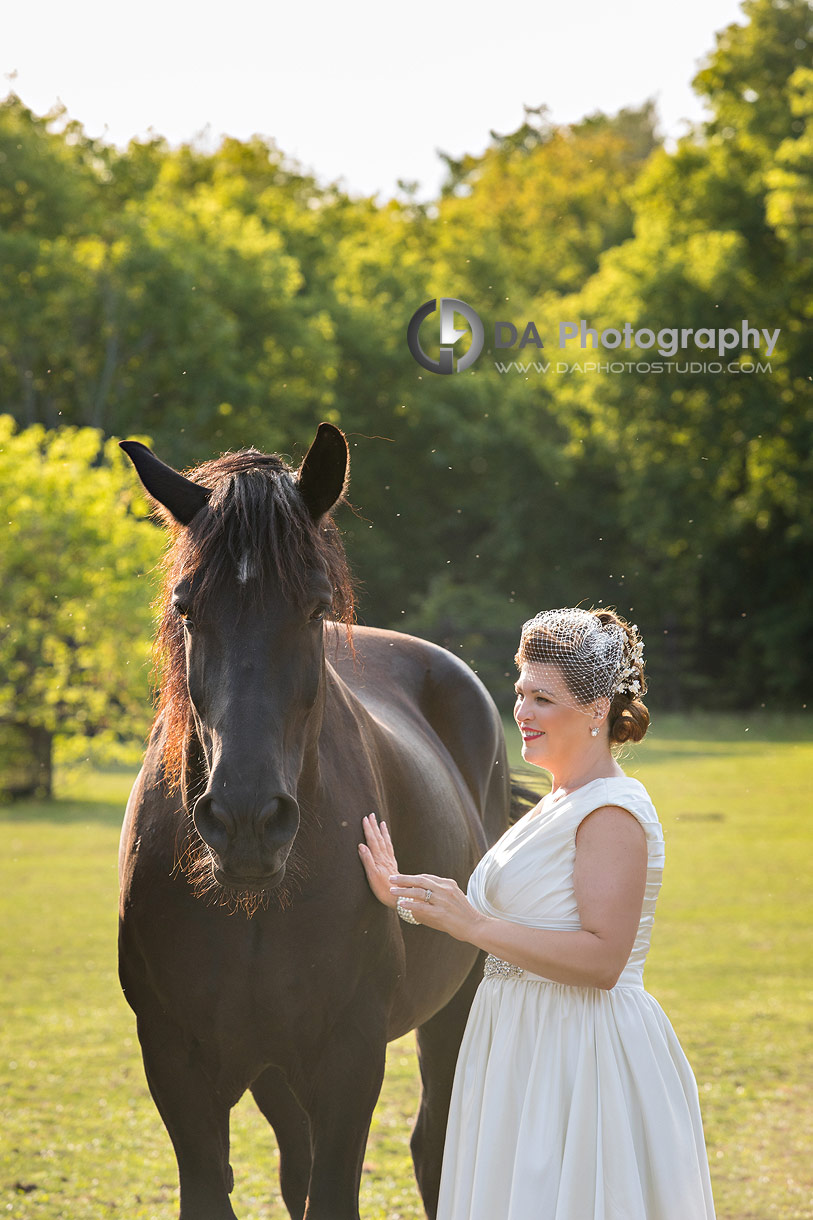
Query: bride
359 606 716 1219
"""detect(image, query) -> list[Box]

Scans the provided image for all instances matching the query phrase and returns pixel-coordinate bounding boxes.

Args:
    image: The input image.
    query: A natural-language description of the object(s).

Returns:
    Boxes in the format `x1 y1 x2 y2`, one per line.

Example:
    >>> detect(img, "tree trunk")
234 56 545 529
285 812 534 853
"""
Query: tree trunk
0 723 53 800
27 725 54 799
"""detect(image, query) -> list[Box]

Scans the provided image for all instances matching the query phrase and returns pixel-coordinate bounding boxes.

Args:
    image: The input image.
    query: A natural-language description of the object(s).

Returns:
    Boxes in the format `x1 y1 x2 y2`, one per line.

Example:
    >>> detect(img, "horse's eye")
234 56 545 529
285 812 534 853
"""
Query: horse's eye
310 604 330 622
173 602 194 628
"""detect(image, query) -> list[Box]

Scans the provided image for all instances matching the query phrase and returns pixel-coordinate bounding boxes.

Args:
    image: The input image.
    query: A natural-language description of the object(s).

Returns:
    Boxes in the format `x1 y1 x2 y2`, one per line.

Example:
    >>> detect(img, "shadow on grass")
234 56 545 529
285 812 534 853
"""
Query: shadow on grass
643 710 811 744
0 767 141 825
0 795 128 826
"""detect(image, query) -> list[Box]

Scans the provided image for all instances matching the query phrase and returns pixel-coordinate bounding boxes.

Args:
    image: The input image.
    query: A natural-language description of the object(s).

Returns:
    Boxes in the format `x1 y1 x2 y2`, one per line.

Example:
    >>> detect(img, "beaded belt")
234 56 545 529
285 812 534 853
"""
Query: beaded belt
483 953 525 981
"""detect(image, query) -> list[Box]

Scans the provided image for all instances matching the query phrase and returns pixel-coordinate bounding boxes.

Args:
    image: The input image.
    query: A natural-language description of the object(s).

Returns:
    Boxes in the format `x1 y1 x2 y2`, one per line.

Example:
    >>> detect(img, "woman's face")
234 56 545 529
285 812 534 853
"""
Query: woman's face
513 662 597 770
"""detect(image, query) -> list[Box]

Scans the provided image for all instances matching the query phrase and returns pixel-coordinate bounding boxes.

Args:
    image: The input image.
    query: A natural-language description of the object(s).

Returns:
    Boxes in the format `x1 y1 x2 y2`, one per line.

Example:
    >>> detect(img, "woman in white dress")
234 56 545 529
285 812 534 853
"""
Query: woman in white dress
359 606 716 1220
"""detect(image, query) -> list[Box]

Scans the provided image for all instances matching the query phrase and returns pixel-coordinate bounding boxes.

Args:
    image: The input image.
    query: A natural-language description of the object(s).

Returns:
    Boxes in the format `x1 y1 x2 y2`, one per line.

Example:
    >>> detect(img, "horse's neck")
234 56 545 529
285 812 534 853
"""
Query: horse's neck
318 658 385 761
321 658 371 734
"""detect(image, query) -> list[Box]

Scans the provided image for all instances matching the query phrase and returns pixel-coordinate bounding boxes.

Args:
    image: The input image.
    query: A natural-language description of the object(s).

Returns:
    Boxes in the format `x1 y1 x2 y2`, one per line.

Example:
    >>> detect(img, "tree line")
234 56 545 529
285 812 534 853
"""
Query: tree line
1 0 811 792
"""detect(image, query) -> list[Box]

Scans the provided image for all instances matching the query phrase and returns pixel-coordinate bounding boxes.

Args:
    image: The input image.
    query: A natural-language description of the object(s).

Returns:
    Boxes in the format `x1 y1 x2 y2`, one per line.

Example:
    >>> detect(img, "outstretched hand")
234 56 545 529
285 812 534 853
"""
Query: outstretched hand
358 813 485 944
358 813 400 908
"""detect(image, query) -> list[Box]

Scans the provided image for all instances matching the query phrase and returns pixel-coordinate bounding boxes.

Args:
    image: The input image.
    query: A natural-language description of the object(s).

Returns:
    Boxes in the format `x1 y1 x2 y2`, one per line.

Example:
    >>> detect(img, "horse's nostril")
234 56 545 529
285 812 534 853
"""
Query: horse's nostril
193 794 234 853
210 802 234 832
256 797 281 828
257 795 300 851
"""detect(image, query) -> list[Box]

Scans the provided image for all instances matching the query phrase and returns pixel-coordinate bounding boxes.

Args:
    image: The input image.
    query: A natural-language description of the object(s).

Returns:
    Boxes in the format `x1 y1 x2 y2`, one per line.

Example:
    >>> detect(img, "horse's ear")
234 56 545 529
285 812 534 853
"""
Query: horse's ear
296 423 349 520
119 440 212 526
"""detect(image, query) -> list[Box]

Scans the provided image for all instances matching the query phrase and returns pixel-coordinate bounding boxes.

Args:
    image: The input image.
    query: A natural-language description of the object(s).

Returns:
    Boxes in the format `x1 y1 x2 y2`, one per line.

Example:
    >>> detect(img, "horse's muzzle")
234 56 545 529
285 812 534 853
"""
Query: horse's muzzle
211 863 286 894
193 791 300 889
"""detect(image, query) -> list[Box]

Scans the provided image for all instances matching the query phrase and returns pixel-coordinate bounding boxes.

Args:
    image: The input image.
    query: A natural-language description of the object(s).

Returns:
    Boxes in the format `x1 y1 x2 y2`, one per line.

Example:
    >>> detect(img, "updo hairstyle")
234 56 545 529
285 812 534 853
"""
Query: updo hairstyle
514 606 650 746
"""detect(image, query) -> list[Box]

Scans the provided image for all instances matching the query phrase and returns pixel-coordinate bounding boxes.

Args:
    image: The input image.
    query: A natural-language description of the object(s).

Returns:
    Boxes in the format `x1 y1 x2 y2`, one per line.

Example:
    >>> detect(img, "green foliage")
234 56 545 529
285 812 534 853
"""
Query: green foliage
0 418 164 788
540 0 813 704
1 0 811 709
0 95 104 239
692 0 813 155
433 101 660 305
765 65 813 253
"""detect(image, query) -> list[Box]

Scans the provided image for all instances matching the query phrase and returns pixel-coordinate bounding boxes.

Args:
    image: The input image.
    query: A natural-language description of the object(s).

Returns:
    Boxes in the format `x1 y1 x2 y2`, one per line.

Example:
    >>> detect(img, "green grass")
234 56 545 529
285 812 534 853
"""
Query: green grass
1 713 811 1219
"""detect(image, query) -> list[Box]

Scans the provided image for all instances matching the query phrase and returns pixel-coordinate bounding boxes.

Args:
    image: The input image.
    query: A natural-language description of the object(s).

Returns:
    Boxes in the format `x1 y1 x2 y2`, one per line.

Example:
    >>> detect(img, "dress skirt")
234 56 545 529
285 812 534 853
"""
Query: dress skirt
435 775 716 1220
436 973 716 1220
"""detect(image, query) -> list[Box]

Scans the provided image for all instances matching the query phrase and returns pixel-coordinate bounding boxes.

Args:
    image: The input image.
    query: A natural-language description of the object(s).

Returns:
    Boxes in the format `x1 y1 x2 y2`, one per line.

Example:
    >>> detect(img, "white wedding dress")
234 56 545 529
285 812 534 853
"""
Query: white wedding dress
436 775 716 1220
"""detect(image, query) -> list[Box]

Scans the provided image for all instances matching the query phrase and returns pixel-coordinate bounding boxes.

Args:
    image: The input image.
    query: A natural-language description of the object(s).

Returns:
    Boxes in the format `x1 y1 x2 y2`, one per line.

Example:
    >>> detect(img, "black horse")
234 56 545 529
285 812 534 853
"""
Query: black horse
118 423 512 1220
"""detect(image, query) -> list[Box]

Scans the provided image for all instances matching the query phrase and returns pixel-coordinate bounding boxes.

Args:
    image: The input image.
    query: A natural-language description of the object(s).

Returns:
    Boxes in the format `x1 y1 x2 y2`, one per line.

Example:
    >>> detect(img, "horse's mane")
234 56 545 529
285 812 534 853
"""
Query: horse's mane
152 447 355 789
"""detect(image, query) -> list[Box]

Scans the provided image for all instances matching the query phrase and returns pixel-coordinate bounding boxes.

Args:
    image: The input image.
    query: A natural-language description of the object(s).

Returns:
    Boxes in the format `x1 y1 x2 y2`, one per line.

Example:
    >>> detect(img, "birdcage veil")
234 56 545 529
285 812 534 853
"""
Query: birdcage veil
515 607 645 713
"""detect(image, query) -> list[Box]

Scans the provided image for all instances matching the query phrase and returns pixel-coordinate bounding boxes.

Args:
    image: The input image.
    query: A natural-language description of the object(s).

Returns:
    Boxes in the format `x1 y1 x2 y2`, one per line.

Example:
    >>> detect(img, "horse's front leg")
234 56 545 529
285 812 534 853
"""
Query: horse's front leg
134 1003 241 1220
301 1013 388 1220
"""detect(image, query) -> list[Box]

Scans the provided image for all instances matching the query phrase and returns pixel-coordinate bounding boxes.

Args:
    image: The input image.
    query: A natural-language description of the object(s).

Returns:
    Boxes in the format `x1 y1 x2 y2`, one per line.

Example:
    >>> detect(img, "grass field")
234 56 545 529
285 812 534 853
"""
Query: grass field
1 712 811 1219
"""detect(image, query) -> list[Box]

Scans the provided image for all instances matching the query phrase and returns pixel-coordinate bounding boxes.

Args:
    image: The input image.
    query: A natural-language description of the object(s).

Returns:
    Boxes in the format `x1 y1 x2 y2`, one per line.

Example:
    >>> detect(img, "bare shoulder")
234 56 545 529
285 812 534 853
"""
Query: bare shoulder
576 804 646 847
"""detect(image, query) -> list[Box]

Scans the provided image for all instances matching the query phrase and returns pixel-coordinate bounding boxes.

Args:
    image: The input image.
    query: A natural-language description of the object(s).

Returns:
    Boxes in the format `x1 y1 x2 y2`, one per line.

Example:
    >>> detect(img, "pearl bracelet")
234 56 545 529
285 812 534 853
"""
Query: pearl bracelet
396 897 419 925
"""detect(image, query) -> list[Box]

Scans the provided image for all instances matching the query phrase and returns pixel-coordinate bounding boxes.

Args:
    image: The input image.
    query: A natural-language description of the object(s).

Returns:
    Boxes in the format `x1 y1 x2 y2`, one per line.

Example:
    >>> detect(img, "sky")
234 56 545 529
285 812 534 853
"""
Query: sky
4 0 750 200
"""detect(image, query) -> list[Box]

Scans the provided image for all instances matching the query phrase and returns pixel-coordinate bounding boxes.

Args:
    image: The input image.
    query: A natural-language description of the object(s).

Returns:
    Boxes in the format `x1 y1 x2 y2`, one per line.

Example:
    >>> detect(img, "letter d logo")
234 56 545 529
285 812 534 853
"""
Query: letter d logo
407 298 485 374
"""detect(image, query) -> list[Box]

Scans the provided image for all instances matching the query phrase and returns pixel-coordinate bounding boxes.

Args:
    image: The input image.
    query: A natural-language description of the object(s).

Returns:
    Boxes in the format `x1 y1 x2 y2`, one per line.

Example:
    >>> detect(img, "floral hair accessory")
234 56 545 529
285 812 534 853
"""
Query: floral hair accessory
517 608 646 710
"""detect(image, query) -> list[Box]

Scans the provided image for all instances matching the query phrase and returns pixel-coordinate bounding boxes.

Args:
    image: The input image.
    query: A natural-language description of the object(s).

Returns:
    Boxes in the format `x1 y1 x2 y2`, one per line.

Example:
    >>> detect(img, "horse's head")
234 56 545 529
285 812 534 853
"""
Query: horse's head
121 424 353 910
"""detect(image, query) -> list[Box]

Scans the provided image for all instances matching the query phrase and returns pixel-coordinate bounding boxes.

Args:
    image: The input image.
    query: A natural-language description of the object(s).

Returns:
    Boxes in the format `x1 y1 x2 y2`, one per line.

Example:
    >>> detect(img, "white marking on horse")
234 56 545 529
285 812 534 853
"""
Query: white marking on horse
237 552 253 584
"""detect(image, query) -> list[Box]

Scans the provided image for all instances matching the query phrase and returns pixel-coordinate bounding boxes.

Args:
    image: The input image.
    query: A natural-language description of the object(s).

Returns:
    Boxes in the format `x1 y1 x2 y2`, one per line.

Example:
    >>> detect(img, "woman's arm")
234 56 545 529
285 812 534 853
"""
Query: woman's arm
387 806 648 990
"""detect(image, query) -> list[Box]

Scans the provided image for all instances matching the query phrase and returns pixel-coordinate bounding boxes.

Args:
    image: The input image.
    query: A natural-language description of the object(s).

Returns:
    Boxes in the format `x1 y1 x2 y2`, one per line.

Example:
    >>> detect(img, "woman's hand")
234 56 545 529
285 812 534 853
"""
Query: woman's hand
388 872 485 943
358 813 400 908
359 816 485 945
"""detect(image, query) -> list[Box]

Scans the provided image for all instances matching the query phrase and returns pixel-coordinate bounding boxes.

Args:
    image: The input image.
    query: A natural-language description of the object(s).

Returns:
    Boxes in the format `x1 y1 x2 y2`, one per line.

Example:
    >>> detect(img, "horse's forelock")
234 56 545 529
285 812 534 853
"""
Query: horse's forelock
152 446 355 791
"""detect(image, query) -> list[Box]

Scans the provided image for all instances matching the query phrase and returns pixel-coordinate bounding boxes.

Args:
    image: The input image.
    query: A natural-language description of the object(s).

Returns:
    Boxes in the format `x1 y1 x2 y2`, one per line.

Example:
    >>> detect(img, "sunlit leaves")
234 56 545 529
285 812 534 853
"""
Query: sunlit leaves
0 418 163 761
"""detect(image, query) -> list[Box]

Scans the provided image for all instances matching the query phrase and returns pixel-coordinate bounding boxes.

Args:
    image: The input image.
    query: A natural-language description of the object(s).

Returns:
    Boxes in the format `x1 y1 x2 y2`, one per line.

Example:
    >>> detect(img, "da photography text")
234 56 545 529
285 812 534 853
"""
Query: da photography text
406 298 780 375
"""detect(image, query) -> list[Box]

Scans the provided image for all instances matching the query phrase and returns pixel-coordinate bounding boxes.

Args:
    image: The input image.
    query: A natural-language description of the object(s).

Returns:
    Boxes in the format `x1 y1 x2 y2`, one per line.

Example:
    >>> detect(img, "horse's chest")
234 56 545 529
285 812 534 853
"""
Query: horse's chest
127 899 373 1042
